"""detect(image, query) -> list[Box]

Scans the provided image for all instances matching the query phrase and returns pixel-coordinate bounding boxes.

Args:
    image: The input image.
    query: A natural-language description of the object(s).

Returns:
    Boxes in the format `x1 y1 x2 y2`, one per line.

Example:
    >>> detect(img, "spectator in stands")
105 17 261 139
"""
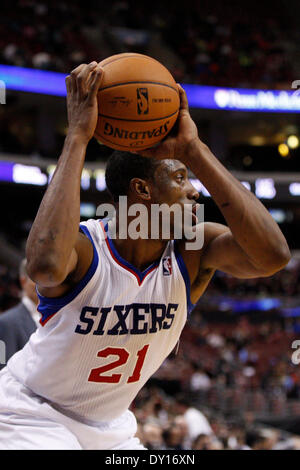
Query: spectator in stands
192 433 224 450
162 421 186 450
189 363 212 392
141 422 164 450
0 1 296 88
226 426 251 450
0 259 38 369
174 395 213 446
245 428 279 450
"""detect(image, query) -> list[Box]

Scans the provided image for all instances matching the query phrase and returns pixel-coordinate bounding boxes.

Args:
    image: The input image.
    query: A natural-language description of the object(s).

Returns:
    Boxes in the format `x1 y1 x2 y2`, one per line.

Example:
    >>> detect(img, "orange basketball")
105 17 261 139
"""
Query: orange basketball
95 53 180 151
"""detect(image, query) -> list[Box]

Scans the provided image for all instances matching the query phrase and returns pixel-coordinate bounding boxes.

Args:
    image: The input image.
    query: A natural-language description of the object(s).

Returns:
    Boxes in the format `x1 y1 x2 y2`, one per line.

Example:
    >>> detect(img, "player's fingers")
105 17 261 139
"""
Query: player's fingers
69 63 90 95
77 62 98 96
69 64 86 94
70 63 87 76
65 75 72 95
88 65 104 100
177 84 189 112
133 140 174 160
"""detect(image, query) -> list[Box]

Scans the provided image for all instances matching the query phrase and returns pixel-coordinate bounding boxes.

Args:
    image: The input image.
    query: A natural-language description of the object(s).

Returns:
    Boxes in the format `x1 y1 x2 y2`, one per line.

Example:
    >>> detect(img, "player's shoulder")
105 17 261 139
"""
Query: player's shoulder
68 218 107 285
80 217 110 244
37 220 101 299
80 217 102 236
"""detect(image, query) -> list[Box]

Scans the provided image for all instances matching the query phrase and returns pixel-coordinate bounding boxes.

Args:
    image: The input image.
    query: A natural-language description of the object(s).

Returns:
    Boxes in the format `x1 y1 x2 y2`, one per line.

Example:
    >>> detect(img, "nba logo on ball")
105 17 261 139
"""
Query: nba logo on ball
137 88 149 114
163 256 172 276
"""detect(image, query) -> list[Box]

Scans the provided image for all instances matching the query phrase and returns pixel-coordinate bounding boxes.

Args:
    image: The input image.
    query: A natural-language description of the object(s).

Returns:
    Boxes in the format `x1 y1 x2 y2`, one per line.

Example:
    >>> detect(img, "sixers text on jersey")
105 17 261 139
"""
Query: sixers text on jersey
74 303 178 335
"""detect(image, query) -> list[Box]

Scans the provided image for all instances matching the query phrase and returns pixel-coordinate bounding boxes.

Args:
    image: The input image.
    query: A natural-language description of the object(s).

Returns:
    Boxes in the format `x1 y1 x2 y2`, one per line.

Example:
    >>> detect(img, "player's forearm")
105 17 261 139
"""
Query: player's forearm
187 139 291 270
26 133 87 282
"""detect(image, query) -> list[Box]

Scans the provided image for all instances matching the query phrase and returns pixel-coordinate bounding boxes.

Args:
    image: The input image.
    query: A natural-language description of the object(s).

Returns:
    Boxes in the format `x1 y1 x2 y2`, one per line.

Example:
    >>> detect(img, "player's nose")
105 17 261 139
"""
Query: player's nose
186 181 199 201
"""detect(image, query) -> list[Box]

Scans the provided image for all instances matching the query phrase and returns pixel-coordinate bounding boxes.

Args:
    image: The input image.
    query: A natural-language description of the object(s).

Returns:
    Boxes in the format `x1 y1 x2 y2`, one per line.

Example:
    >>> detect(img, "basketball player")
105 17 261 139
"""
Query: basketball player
0 62 290 449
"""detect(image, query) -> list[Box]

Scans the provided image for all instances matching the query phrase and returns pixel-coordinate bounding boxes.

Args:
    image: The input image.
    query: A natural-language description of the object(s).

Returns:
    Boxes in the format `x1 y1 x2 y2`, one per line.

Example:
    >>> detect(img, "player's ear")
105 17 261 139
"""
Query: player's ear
130 178 151 200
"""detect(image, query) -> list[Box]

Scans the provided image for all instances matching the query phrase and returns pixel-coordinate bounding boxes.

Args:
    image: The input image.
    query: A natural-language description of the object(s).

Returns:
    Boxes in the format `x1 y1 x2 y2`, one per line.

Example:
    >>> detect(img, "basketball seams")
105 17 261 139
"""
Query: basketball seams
99 81 179 93
100 53 159 68
94 131 153 150
97 109 179 123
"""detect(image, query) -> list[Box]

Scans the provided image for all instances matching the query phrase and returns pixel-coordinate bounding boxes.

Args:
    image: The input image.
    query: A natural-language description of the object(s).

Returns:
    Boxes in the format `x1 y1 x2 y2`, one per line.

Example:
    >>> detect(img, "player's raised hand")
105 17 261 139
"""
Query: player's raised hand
136 85 199 163
65 62 103 143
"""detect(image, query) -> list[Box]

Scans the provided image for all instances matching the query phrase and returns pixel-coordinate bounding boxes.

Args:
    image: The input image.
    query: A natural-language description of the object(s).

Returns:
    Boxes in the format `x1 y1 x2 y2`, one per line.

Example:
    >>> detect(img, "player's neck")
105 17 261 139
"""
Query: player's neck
109 217 168 271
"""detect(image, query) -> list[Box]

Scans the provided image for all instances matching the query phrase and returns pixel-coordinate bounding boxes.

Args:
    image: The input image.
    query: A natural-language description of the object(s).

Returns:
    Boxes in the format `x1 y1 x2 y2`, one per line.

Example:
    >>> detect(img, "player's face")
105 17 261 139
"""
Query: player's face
151 159 199 207
149 159 200 239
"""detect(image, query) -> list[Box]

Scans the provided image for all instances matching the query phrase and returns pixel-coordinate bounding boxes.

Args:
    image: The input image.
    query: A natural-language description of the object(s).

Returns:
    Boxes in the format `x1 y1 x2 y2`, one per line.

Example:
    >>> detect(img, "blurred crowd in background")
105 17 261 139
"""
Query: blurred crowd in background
1 0 300 165
0 0 297 88
134 387 300 450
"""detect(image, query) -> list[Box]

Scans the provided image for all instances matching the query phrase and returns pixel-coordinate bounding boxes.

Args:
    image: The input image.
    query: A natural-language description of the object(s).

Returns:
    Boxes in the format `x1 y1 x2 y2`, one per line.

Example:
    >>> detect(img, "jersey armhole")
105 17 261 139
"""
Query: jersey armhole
173 240 196 317
36 224 99 326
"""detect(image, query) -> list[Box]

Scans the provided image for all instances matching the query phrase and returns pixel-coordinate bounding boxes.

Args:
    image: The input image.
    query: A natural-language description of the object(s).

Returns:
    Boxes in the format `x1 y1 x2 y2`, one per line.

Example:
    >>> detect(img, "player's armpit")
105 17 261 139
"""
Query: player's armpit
36 231 94 298
200 226 282 279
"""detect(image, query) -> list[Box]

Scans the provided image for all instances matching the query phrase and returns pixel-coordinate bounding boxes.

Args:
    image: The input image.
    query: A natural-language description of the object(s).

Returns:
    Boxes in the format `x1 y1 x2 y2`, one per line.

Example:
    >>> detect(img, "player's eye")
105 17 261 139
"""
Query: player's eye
176 174 184 182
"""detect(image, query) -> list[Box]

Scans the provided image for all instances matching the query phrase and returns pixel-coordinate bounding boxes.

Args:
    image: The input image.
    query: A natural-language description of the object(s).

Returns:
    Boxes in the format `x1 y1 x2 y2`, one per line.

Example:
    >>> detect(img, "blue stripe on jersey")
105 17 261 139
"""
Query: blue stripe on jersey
101 220 160 284
36 224 99 325
173 240 195 316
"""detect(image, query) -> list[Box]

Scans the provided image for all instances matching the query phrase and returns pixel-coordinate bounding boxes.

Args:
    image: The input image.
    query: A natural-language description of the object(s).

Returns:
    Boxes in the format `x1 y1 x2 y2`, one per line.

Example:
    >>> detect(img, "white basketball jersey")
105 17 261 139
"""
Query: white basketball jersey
7 219 194 422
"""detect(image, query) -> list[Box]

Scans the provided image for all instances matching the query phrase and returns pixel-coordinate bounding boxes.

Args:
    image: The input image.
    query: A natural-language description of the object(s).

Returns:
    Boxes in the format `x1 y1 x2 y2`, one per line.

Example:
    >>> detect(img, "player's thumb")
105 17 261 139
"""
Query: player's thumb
177 84 189 112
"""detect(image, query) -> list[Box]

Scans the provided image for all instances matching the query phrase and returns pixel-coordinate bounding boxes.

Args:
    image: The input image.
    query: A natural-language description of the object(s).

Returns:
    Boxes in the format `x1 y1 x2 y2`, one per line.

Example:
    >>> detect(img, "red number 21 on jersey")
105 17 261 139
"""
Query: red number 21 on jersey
88 345 149 384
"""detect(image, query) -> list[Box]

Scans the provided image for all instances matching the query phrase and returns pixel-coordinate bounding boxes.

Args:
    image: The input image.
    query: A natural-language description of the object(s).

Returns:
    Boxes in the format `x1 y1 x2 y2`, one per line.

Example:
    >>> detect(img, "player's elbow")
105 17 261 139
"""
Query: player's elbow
272 242 291 270
26 256 67 287
261 243 291 276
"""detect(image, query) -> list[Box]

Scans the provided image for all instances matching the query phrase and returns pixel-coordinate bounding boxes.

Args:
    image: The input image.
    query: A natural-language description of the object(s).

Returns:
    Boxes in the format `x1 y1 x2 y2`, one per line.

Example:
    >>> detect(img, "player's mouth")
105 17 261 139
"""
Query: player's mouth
191 203 200 226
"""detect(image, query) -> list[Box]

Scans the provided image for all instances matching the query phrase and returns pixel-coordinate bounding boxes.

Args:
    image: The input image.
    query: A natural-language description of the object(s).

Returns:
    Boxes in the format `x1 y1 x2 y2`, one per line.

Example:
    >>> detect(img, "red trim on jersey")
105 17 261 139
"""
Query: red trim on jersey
39 311 57 326
99 220 158 286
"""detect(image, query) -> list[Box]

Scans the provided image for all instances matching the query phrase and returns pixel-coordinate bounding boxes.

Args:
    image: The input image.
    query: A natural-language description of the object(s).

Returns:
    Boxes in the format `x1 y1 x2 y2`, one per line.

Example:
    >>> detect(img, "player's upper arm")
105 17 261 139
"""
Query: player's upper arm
200 222 274 279
36 230 94 298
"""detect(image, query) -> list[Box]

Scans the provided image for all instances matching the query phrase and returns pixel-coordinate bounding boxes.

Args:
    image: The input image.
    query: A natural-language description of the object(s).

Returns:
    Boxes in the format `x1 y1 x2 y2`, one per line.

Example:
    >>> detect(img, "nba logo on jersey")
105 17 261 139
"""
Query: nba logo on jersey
162 256 172 276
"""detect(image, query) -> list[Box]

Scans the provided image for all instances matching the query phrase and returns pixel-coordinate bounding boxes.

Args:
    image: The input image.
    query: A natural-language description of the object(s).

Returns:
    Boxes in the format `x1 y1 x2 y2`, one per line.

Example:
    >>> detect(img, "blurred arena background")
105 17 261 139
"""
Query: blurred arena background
1 0 300 450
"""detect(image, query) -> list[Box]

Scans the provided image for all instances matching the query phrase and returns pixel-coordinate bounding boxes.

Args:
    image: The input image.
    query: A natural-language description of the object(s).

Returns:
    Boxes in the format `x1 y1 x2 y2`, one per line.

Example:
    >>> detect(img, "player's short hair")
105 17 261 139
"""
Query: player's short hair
105 151 159 202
